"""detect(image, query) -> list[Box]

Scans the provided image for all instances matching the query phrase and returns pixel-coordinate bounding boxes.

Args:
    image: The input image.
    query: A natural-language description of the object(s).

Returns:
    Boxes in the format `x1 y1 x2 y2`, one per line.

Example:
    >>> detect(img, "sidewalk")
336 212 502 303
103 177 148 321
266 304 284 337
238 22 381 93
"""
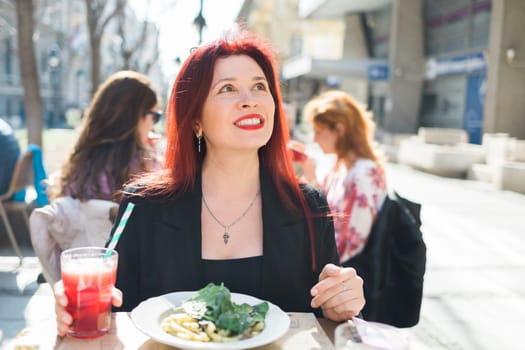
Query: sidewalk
0 252 54 349
1 163 524 349
386 163 525 350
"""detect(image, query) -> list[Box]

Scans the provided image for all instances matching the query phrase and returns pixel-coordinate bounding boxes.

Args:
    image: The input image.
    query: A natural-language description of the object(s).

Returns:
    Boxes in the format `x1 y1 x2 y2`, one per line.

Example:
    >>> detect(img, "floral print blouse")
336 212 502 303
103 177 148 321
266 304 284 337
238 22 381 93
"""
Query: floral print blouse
320 159 387 263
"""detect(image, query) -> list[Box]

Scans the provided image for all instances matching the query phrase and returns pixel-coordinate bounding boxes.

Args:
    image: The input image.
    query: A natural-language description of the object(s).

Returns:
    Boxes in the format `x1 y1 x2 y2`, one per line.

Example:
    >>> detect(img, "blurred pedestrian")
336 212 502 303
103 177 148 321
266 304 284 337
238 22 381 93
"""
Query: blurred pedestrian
293 90 387 264
0 118 21 196
51 70 163 201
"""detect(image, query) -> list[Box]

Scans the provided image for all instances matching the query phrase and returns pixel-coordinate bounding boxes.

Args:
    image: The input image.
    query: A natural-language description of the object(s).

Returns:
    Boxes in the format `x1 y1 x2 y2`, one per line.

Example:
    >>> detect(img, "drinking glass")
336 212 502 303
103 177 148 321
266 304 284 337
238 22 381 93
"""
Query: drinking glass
335 321 374 349
61 247 118 339
334 319 409 350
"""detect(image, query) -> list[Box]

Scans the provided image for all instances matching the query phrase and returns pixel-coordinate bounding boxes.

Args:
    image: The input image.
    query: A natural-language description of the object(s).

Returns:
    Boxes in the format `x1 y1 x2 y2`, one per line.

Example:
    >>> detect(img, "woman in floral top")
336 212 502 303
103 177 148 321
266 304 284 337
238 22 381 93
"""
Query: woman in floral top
293 90 387 263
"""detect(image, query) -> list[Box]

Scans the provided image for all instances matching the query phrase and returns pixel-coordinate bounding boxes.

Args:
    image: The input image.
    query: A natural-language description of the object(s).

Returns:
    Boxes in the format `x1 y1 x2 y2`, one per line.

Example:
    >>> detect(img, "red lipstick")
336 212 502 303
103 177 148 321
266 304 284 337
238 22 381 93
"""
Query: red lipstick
233 114 265 130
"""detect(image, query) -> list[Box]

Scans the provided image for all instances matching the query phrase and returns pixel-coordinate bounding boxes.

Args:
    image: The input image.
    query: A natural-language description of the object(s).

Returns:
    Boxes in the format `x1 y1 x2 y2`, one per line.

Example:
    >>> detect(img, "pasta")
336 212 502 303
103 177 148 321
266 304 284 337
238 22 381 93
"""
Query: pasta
160 283 269 343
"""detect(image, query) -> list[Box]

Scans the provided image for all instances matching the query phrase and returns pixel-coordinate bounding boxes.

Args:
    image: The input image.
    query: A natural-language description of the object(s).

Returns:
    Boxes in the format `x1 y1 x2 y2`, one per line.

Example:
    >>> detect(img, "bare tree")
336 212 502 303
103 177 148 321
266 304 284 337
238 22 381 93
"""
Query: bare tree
117 11 148 70
141 30 159 75
15 0 44 147
85 0 125 97
116 15 159 74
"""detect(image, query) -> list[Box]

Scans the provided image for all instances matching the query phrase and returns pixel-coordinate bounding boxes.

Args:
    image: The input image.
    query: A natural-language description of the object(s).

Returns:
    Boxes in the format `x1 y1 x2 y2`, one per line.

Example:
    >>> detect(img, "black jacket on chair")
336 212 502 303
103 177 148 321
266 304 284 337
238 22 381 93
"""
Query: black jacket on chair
343 191 426 328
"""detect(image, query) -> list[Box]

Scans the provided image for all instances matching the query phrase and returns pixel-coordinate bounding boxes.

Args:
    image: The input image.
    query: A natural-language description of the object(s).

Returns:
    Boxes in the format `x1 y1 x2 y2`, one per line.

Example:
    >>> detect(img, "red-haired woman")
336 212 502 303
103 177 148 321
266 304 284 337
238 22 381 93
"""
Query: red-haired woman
295 90 387 264
54 30 365 335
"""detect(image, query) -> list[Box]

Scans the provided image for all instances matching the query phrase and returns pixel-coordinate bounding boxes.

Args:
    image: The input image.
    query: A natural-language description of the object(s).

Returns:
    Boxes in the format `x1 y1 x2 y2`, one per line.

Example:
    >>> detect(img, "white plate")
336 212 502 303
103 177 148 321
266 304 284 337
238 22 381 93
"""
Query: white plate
130 291 291 350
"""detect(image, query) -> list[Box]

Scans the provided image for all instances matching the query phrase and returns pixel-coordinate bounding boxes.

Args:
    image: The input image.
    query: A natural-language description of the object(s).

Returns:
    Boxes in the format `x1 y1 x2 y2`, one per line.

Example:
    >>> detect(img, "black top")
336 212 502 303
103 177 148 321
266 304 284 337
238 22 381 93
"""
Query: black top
202 256 263 297
111 170 338 316
0 118 21 195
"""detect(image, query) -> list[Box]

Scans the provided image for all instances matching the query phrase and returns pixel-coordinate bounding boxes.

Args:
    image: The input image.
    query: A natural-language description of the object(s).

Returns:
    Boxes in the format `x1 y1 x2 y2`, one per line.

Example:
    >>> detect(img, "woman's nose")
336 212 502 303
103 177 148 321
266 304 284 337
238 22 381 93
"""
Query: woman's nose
238 90 258 108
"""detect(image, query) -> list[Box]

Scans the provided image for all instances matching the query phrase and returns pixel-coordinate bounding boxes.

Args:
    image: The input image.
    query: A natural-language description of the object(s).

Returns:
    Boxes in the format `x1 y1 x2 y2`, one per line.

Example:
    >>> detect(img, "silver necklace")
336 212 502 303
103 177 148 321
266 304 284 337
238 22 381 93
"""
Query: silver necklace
202 190 261 244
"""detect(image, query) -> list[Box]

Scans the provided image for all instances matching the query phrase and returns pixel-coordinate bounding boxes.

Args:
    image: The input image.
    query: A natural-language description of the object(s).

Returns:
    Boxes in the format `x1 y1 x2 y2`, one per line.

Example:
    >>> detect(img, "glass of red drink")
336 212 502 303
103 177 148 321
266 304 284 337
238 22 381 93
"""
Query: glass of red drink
287 140 308 162
61 247 118 339
291 148 308 162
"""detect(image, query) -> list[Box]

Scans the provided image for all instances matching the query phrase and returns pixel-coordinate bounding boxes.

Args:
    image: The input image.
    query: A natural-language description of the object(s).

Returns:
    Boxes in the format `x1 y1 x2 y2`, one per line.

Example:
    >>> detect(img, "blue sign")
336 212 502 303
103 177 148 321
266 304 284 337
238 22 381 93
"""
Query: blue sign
368 65 390 81
426 52 486 78
464 75 486 144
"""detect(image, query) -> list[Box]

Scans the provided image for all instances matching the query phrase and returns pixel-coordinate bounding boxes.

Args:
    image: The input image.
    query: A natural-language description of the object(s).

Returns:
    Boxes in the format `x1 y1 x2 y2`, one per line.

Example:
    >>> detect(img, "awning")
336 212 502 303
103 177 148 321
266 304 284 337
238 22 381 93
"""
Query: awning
282 55 389 81
299 0 391 18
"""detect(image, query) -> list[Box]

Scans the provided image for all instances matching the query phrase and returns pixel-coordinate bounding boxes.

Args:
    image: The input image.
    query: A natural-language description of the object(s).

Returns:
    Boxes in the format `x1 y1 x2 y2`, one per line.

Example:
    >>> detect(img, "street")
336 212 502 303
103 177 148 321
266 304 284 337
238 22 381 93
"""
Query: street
1 163 524 349
387 163 525 350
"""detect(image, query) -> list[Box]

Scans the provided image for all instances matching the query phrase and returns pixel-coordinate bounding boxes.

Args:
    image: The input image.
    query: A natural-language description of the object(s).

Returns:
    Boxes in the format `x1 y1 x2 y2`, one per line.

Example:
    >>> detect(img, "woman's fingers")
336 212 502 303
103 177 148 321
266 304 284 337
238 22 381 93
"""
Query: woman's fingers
317 263 343 282
112 287 123 307
53 281 65 305
323 277 364 312
53 281 73 337
322 306 359 322
56 311 72 337
320 285 365 321
311 265 357 307
311 265 365 321
288 140 307 152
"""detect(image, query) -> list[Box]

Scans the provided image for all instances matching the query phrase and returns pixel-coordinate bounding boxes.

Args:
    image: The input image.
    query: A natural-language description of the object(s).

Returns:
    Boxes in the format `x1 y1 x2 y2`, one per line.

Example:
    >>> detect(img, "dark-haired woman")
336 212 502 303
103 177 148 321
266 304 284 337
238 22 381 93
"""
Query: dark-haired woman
30 71 163 284
53 70 162 201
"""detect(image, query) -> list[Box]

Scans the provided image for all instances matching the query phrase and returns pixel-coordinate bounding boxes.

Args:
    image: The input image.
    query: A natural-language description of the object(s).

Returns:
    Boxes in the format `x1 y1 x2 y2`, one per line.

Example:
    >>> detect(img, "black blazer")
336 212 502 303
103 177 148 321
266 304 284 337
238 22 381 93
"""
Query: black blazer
111 171 339 315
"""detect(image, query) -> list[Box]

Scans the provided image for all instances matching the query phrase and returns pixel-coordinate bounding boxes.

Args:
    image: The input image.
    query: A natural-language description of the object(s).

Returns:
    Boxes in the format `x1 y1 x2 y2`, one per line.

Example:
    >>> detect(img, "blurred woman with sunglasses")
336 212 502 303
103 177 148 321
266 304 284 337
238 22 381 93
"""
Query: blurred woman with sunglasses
53 70 163 201
30 71 163 284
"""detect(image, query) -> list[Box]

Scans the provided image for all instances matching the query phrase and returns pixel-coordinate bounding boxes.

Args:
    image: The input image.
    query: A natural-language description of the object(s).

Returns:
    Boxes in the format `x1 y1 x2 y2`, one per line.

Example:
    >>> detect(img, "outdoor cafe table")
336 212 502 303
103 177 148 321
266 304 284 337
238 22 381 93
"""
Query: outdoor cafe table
8 312 338 350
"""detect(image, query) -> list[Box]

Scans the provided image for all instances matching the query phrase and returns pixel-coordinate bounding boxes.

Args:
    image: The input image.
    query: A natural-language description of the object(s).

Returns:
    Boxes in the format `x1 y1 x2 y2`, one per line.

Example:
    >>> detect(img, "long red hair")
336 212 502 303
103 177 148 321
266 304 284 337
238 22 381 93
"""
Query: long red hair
134 30 318 269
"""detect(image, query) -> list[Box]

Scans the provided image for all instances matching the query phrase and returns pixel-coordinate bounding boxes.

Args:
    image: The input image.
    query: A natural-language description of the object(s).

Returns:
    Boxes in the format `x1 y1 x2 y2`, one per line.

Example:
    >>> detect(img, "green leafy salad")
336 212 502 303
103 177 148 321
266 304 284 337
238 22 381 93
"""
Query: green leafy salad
160 283 270 342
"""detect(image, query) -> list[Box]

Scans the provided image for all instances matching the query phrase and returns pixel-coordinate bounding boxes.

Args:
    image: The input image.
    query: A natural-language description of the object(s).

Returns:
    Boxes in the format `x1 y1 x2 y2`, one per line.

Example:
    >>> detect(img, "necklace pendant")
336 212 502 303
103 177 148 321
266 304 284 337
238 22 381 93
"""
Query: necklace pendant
223 231 230 244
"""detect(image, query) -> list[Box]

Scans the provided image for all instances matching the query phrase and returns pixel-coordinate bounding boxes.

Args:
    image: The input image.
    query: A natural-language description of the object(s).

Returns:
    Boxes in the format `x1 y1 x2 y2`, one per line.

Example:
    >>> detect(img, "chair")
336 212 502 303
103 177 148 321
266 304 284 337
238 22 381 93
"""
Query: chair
29 197 118 284
0 150 34 264
342 191 426 327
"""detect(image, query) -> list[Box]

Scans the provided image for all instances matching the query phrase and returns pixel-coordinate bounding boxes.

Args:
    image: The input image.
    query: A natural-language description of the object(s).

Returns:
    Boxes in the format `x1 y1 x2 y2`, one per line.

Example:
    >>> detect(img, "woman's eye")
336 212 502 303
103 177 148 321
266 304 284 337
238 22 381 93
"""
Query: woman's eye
253 82 268 91
219 84 234 93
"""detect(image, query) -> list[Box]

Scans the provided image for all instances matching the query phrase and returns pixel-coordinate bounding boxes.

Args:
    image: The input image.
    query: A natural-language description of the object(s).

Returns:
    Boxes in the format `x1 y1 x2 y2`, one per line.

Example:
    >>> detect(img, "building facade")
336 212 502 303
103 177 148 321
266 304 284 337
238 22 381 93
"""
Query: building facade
0 1 68 129
239 0 525 143
0 0 163 130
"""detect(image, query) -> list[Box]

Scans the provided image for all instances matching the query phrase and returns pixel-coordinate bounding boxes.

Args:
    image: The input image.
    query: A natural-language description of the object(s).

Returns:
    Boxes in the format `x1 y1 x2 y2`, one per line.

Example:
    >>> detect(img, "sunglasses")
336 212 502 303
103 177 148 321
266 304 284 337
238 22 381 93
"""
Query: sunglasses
145 110 162 124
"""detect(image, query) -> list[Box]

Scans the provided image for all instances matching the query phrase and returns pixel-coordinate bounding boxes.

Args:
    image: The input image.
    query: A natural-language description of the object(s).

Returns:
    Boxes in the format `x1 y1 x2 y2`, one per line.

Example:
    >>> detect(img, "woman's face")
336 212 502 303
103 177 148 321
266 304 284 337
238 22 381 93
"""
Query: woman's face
313 123 339 154
137 108 159 146
200 55 275 154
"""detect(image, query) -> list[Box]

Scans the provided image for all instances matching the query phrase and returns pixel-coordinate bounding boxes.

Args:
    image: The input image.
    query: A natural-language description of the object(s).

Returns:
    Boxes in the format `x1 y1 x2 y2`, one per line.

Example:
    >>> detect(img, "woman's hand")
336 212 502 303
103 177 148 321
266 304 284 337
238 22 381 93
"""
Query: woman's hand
310 264 365 322
287 140 318 185
54 281 123 337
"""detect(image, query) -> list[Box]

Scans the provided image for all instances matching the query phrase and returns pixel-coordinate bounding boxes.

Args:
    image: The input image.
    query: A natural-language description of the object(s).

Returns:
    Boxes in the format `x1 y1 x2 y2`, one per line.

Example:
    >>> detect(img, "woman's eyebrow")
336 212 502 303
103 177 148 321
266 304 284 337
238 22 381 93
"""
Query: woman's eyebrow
211 76 267 89
211 77 233 90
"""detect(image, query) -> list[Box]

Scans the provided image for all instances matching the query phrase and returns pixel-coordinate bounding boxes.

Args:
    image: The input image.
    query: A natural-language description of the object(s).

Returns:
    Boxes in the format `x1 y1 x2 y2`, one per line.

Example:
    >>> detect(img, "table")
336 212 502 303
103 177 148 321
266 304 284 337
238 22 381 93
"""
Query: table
8 312 338 350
